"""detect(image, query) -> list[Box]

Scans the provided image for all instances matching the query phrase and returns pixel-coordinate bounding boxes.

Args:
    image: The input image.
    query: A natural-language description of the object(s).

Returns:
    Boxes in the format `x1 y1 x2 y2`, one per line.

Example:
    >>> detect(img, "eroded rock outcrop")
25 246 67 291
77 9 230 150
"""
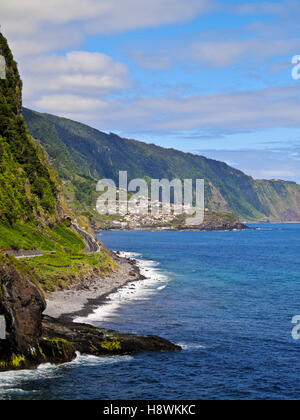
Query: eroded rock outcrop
0 257 46 352
0 255 76 371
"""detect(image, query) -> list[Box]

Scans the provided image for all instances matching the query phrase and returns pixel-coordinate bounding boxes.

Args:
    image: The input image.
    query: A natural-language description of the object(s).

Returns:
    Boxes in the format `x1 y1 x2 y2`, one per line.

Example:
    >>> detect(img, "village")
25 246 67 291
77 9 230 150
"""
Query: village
100 192 205 230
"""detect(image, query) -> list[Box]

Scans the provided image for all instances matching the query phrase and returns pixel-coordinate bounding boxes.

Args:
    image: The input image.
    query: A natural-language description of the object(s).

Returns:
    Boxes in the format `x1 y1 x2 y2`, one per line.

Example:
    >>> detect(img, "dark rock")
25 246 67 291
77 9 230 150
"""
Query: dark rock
0 256 77 371
38 337 76 365
42 316 182 356
0 257 46 353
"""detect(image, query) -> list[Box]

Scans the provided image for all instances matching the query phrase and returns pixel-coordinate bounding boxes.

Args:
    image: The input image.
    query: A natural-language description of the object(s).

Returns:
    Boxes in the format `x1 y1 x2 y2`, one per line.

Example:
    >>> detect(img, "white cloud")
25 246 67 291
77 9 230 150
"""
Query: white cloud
26 85 300 135
21 51 129 101
8 28 83 58
2 0 211 28
85 0 213 35
34 94 113 113
2 0 300 153
127 86 300 132
130 36 300 70
30 51 128 74
231 0 298 16
1 0 212 58
185 38 300 68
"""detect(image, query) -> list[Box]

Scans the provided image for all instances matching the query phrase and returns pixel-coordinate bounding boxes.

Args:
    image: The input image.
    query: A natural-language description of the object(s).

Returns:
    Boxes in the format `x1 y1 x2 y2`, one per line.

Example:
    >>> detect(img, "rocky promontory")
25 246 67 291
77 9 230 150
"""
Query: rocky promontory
42 315 181 357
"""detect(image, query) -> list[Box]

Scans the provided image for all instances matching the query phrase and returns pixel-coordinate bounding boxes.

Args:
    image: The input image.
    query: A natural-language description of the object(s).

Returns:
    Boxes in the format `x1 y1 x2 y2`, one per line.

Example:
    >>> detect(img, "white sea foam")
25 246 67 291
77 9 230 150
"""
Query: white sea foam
74 252 170 324
0 352 133 396
0 363 57 397
177 342 206 350
117 251 142 258
70 352 134 366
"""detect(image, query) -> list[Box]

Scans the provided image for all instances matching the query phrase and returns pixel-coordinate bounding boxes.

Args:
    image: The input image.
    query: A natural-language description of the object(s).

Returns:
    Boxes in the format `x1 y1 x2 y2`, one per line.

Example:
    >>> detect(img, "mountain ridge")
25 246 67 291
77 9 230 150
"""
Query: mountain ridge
23 107 300 222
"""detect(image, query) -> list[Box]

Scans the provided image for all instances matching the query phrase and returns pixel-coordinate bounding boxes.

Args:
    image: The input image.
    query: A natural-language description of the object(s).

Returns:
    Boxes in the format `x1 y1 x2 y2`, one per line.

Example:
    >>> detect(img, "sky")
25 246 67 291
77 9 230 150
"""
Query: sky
1 0 300 182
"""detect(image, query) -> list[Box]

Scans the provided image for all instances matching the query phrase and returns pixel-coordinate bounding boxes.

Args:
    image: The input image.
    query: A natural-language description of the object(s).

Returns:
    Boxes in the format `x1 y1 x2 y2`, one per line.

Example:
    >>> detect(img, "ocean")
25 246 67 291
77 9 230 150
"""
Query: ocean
1 224 300 400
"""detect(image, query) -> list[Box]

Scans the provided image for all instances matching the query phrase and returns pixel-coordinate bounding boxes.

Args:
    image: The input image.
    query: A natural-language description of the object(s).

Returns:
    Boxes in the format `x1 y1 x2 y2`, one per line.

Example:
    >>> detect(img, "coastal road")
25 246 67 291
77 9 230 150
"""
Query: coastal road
72 223 101 253
5 223 100 259
15 253 44 259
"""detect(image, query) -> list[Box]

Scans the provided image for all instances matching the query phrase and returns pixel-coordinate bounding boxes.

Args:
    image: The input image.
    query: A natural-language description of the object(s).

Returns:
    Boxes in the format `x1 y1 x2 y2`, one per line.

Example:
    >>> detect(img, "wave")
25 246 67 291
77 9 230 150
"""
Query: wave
74 252 170 324
0 364 57 397
0 352 134 397
70 352 134 366
176 342 207 350
117 251 142 258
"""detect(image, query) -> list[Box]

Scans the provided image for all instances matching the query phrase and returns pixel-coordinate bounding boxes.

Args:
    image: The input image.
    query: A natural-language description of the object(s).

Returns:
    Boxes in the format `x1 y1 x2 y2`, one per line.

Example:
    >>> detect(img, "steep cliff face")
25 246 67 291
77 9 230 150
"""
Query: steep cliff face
254 179 300 221
0 33 68 226
0 256 46 352
0 33 75 370
0 255 47 370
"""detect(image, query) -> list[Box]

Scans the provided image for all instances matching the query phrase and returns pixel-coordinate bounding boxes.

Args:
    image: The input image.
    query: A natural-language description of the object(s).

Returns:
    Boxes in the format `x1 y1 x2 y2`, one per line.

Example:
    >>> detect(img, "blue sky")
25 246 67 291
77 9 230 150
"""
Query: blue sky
2 0 300 182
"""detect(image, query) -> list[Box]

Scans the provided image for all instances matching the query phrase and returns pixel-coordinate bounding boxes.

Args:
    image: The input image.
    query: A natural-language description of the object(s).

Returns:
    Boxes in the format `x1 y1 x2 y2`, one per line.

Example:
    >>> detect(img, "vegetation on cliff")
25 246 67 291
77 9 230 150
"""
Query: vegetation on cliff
0 34 61 225
0 33 116 292
0 29 187 373
0 33 120 370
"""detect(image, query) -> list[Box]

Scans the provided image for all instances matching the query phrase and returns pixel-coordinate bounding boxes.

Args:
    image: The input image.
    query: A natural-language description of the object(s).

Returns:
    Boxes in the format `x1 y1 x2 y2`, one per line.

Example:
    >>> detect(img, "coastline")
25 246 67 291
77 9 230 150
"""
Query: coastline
44 223 252 325
98 224 249 232
44 226 249 323
246 221 300 224
44 251 146 322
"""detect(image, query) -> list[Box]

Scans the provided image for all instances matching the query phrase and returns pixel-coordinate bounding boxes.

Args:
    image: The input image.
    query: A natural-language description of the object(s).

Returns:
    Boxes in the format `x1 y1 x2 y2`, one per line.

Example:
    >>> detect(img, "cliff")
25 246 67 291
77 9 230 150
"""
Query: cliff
0 34 69 226
0 33 117 293
0 33 180 371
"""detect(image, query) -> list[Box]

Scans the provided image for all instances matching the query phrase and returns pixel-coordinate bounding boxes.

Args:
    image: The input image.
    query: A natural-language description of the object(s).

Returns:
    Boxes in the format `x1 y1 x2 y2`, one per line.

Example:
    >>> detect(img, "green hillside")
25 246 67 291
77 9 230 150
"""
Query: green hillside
0 33 115 292
23 108 300 222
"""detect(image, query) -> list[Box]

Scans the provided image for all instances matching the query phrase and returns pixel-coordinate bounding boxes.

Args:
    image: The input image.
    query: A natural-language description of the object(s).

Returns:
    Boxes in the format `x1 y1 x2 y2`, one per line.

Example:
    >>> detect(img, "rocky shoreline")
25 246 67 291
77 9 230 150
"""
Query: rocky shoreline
0 252 180 372
42 315 181 359
100 222 249 232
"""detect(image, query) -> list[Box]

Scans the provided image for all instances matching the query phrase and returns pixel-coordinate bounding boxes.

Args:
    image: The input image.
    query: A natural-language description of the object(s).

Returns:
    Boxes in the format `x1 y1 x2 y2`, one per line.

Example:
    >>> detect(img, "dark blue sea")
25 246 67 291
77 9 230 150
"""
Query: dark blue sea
1 224 300 400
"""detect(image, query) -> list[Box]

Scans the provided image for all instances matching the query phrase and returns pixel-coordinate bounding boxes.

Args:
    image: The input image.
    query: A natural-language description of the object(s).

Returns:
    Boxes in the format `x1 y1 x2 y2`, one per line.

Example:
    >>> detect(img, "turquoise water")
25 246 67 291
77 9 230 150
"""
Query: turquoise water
1 224 300 400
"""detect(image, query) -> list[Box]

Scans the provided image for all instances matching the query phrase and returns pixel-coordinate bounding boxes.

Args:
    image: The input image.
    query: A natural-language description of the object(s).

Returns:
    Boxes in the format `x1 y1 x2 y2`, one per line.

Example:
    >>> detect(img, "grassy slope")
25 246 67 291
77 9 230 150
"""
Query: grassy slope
26 250 116 292
0 220 116 291
23 108 300 222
